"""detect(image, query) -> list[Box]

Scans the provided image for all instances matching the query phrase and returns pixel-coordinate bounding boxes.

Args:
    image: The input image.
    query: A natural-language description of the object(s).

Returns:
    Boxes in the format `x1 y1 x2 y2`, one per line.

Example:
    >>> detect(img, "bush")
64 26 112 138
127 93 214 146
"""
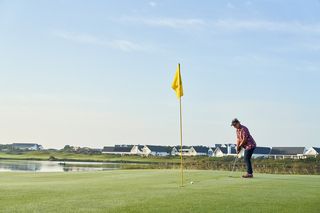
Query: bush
48 156 57 161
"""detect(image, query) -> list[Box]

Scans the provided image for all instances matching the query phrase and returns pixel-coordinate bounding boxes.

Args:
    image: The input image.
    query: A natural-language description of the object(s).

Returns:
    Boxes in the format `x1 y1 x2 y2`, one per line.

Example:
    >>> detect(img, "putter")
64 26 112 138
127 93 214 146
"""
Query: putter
229 153 239 177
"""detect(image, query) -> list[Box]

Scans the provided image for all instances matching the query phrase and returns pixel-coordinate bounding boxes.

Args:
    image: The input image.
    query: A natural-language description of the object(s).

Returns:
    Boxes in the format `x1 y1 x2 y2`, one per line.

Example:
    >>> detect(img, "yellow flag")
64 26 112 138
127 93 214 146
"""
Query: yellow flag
171 63 183 99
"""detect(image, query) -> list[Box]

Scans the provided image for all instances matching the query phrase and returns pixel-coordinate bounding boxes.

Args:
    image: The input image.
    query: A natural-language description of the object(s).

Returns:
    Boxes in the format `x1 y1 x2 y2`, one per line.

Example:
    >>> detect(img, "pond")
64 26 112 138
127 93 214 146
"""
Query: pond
0 160 141 172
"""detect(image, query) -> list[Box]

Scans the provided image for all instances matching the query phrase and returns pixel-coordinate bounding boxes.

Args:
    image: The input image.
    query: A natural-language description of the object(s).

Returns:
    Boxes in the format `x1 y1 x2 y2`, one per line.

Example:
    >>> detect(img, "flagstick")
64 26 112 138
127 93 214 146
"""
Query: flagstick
179 97 184 187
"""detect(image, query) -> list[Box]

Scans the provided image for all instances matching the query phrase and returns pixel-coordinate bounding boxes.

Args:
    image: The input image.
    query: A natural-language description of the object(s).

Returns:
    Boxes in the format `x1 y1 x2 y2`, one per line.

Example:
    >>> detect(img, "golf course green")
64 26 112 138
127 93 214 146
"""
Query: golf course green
0 170 319 213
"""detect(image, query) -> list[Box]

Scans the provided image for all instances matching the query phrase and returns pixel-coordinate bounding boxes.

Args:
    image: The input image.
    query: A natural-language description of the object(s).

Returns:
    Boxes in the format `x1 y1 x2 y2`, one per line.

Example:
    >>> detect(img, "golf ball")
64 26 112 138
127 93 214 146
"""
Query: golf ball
190 181 193 184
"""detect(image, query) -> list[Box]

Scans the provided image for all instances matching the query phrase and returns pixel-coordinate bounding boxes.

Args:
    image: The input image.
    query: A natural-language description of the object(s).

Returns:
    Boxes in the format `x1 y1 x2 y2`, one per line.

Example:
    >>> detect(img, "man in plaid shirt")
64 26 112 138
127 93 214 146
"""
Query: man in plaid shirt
231 118 256 178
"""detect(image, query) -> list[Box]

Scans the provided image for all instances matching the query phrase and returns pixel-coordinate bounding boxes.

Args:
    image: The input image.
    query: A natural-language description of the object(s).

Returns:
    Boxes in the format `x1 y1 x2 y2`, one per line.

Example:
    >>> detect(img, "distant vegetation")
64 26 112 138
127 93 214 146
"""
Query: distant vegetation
182 155 320 175
0 149 319 175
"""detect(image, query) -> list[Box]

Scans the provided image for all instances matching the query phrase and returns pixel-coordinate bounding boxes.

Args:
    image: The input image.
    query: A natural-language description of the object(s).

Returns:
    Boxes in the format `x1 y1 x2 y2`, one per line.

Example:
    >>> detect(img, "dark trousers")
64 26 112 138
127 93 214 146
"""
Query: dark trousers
244 148 255 174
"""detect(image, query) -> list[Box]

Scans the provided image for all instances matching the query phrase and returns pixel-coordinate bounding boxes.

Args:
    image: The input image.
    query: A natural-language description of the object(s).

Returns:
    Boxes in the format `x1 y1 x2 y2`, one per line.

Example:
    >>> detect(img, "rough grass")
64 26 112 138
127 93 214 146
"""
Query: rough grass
1 152 319 174
0 170 319 213
0 151 180 163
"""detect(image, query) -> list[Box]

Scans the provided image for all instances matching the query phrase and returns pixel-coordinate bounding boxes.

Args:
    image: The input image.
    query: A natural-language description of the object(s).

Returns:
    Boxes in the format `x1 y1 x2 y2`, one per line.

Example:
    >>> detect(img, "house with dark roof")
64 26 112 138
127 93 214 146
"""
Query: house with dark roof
269 147 306 159
212 146 271 158
102 145 133 155
12 143 43 151
214 143 236 148
192 146 212 156
171 146 213 156
142 145 171 156
252 147 272 158
304 147 320 157
101 146 115 153
171 146 192 156
208 147 215 156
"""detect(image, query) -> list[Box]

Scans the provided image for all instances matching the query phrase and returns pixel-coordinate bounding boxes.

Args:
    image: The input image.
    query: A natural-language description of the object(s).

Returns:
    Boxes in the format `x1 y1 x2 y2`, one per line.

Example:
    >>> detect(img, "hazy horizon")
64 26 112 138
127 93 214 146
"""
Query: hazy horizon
0 0 319 149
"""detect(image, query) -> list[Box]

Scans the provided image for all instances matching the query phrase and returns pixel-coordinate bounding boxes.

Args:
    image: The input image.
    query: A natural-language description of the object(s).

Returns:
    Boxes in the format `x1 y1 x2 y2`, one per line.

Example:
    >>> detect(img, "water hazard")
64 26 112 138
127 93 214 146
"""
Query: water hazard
0 160 134 172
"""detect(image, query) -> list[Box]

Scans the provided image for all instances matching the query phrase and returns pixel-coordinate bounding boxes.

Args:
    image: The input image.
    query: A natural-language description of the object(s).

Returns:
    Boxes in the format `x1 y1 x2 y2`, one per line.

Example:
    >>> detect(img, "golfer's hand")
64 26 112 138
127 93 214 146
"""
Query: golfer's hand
236 146 241 154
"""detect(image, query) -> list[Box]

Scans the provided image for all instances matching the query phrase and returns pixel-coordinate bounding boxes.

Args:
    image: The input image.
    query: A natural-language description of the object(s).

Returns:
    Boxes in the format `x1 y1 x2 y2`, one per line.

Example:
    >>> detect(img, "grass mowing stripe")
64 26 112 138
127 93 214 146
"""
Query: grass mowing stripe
0 170 319 213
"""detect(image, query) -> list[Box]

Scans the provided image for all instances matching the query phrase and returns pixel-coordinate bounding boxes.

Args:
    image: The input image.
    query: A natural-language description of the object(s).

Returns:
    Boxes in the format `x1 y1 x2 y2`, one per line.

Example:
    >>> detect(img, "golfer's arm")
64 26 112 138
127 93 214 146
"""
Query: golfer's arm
238 131 247 147
239 139 247 147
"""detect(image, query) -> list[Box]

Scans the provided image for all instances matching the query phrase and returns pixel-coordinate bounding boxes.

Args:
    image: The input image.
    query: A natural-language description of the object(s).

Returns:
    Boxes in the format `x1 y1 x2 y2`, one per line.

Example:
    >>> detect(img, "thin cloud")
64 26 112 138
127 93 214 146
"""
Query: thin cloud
148 1 157 7
108 39 146 52
245 1 253 6
120 16 206 29
212 19 320 34
226 2 236 9
52 30 149 52
53 31 102 45
118 16 320 34
146 18 205 28
302 43 320 51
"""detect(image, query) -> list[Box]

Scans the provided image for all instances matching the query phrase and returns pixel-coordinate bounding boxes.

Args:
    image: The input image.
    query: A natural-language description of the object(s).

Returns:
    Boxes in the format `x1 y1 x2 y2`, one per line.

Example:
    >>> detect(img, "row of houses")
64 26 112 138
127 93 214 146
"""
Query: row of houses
102 144 320 159
2 143 319 159
0 143 43 151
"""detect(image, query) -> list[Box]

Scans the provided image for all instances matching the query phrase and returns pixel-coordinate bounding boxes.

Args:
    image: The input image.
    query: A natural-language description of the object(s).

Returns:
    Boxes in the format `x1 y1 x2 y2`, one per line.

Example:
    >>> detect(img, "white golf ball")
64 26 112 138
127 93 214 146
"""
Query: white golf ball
190 181 193 184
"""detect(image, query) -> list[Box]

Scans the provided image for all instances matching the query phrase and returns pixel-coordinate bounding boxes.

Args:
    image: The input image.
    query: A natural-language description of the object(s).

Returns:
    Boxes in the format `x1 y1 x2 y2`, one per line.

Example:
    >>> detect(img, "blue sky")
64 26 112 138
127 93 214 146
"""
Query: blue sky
0 0 319 148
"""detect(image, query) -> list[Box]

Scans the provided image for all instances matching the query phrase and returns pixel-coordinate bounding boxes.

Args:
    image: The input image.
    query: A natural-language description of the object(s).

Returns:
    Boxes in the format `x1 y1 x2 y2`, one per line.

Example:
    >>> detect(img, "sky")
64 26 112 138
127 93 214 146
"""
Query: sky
0 0 319 149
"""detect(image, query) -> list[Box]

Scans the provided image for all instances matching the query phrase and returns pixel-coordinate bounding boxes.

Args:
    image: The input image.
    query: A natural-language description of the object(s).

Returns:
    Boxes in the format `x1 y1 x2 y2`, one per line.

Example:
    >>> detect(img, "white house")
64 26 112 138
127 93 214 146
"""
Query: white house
304 147 320 157
212 143 239 157
130 145 144 155
12 143 43 151
171 146 193 156
179 147 194 156
212 147 225 157
142 145 170 156
212 146 244 157
213 146 239 157
171 147 179 156
171 146 212 156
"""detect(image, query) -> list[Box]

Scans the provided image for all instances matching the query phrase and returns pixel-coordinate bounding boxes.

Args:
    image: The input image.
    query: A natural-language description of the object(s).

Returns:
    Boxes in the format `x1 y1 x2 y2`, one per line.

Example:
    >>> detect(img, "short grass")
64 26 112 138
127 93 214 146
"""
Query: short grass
0 170 319 213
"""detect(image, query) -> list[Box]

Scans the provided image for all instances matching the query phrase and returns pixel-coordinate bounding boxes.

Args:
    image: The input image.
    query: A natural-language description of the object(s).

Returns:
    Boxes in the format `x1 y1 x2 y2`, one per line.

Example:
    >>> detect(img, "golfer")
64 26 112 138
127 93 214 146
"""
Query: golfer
231 118 256 178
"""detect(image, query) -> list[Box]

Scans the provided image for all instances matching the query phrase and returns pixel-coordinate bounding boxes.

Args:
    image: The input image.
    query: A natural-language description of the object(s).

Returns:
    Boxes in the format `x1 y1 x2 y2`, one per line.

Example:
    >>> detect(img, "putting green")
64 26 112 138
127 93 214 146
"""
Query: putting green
0 170 319 213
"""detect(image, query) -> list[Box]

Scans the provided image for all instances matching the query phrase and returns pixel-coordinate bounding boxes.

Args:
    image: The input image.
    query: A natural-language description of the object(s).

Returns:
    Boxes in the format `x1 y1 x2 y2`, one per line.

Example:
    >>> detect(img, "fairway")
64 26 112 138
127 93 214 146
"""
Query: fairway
0 170 319 213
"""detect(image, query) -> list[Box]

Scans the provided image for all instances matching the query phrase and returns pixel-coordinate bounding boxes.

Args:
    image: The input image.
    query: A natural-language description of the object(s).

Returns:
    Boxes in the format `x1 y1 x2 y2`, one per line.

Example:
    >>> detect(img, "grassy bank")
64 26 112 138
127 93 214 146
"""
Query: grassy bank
0 170 319 213
1 151 319 174
0 151 180 163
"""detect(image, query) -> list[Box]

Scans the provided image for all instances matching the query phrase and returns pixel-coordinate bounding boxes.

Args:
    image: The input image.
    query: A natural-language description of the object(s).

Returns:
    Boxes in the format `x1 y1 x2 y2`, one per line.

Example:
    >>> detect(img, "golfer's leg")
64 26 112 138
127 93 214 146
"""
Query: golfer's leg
247 149 254 174
244 149 250 174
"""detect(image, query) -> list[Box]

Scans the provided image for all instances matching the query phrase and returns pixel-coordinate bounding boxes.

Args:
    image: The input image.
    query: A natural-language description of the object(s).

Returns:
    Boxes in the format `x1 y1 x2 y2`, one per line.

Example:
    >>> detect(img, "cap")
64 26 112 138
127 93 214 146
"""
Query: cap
231 118 240 126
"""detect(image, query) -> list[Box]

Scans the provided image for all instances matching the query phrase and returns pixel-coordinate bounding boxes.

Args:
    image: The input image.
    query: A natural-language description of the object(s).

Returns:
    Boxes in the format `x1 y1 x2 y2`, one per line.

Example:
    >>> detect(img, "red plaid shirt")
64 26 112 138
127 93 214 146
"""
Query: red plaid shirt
237 125 256 150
